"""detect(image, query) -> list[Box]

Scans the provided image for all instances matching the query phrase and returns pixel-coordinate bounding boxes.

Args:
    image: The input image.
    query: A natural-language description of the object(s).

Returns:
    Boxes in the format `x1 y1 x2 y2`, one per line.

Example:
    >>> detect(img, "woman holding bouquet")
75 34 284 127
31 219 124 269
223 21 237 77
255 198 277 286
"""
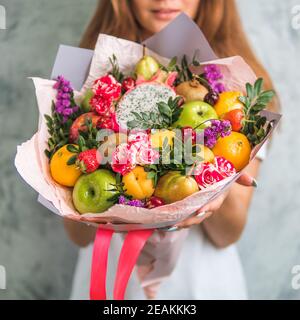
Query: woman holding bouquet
65 0 279 299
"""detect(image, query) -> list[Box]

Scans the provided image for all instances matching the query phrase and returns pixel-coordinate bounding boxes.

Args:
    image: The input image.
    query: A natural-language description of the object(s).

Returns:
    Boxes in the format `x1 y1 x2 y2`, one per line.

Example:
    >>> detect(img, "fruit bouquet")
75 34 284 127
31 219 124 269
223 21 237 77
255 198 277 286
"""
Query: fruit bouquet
15 14 280 299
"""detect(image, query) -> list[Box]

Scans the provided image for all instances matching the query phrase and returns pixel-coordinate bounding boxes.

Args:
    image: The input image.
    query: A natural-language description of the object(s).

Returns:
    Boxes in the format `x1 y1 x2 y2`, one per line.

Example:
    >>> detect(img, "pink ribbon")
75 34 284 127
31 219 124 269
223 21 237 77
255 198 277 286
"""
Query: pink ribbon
90 228 114 300
90 227 154 300
113 229 154 300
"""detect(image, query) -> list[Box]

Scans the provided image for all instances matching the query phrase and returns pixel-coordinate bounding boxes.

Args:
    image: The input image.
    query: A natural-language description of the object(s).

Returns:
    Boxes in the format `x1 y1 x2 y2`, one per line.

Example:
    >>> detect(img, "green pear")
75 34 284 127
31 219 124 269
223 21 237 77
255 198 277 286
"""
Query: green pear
154 171 199 204
135 55 160 80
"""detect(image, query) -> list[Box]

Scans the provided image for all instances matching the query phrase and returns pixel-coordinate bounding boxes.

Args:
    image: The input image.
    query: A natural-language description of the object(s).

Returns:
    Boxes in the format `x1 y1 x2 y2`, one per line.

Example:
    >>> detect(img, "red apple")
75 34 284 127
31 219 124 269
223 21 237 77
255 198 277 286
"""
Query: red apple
69 112 101 143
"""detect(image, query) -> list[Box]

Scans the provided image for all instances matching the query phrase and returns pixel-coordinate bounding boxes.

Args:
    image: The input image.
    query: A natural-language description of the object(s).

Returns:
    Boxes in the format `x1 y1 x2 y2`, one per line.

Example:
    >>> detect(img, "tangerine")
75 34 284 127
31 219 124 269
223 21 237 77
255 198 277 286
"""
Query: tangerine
212 132 251 171
214 91 244 117
50 145 82 187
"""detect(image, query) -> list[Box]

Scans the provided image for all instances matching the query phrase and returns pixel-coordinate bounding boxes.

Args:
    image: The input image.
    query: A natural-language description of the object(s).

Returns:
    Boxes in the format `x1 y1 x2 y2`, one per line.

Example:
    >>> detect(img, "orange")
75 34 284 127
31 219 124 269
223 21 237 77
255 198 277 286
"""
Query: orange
50 145 82 187
122 166 155 200
212 132 251 171
214 91 244 117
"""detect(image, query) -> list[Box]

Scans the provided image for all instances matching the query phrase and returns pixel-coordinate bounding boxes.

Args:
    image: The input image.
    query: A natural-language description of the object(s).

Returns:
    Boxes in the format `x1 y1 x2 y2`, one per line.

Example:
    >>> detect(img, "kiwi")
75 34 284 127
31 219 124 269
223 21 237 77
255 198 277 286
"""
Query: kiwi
176 80 209 102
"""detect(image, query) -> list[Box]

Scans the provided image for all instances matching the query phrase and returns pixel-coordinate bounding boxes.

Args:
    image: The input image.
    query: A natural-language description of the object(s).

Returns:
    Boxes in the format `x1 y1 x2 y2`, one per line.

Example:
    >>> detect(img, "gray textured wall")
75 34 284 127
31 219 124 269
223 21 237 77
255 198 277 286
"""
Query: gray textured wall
0 0 299 299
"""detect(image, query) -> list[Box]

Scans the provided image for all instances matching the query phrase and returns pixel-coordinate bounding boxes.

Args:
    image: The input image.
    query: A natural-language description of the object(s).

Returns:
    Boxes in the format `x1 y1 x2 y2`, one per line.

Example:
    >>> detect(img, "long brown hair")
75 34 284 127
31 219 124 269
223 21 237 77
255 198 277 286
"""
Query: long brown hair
80 0 279 112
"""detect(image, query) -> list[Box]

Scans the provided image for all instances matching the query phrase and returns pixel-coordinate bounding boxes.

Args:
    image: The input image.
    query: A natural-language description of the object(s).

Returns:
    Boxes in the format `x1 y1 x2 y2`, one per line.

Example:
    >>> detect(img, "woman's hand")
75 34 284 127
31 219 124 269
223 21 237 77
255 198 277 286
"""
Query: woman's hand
168 173 257 230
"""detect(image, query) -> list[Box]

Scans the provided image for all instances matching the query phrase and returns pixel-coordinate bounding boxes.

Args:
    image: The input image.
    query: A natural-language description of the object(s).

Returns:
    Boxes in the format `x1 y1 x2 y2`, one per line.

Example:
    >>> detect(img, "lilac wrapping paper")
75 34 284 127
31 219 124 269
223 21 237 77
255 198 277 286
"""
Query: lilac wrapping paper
14 14 281 294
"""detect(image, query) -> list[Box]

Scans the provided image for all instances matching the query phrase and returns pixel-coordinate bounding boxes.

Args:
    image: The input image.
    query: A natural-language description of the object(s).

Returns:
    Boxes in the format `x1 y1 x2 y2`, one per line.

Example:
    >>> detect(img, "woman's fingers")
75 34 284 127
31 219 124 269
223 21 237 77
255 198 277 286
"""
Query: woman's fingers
201 192 228 213
165 173 257 231
176 211 212 229
236 173 257 187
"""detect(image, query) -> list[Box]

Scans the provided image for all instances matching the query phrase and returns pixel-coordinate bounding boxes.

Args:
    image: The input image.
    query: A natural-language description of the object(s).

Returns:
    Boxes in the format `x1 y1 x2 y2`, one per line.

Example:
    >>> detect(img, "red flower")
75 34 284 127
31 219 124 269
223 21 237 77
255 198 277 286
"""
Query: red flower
97 112 120 132
91 75 121 115
122 77 136 92
90 95 112 115
92 75 121 100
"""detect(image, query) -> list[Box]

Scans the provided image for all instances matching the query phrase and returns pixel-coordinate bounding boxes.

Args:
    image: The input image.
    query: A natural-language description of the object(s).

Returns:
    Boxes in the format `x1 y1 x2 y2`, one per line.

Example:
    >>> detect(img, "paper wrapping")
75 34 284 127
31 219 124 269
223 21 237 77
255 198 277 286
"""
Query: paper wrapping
14 13 281 297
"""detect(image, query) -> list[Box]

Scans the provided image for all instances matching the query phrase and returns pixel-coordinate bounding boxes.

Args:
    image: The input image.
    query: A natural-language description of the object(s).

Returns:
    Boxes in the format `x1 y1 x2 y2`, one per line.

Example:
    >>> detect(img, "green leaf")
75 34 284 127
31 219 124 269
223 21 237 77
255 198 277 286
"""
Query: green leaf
168 56 177 70
254 78 263 96
67 155 77 165
78 135 85 150
131 111 143 121
147 171 156 180
246 83 254 101
67 145 79 153
158 102 172 117
238 96 247 105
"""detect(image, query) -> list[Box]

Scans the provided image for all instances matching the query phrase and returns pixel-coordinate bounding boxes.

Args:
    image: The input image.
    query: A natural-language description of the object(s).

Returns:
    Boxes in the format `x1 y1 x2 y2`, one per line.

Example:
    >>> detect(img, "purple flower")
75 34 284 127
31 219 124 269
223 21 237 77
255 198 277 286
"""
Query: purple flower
204 127 217 148
57 92 63 99
53 75 79 122
118 195 127 205
62 99 71 107
204 120 232 148
62 93 70 99
63 87 71 93
212 82 226 94
118 195 145 207
204 64 226 94
127 199 145 207
62 108 73 116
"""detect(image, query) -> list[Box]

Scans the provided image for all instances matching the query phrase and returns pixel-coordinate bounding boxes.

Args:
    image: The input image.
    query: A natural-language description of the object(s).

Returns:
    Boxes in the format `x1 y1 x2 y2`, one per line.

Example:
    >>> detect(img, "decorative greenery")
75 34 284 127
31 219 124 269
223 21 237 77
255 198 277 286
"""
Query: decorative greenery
77 117 99 149
106 173 131 203
44 102 74 159
109 54 125 82
175 55 193 83
127 96 182 130
144 135 202 185
64 117 100 166
239 78 275 146
159 56 178 73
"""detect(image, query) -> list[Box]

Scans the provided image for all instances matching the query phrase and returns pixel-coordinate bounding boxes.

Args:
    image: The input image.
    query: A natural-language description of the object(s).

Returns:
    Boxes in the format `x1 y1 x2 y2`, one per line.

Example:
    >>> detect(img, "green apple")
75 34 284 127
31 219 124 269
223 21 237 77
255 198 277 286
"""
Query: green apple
72 169 117 214
135 55 159 80
173 100 218 129
80 88 94 112
154 171 199 204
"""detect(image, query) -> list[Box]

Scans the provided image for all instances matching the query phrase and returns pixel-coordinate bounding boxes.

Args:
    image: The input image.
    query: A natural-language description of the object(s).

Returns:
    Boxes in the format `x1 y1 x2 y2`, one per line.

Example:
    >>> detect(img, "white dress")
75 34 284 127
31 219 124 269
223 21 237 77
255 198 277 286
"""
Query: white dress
70 149 266 300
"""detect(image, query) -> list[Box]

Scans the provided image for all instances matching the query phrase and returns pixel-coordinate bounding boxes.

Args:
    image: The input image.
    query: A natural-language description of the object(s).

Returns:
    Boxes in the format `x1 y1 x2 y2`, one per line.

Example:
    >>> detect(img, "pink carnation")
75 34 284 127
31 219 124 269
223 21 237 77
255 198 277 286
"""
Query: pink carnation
194 156 236 189
194 162 224 189
128 131 149 144
111 131 159 175
214 156 236 177
111 143 136 176
134 145 159 165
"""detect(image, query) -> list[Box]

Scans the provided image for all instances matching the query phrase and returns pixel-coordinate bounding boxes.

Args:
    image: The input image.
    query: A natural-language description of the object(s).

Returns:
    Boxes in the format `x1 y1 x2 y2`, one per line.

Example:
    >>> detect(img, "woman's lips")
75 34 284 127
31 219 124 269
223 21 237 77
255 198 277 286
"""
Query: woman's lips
151 9 181 21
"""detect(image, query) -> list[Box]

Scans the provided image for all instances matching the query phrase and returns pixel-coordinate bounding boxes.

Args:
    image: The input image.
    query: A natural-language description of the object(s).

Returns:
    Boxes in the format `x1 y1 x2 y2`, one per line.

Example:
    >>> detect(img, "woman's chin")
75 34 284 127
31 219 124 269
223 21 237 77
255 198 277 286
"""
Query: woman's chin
146 19 177 34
